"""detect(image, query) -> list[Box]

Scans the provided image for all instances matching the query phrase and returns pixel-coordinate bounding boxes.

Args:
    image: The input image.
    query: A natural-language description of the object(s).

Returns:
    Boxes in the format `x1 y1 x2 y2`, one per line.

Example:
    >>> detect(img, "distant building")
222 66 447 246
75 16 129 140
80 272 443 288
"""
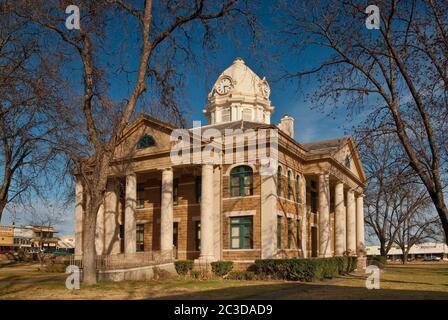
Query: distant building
0 226 14 250
0 225 60 252
366 242 448 261
57 235 75 253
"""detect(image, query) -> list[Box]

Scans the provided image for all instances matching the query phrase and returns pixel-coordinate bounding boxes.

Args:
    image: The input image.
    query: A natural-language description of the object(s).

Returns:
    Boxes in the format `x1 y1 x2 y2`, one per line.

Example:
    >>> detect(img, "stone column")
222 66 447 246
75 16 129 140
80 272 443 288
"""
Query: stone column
356 194 365 255
346 189 356 254
74 177 83 256
198 164 216 262
125 173 137 254
318 173 331 257
160 168 174 255
300 174 308 258
95 203 105 255
261 171 277 259
334 182 345 256
104 179 119 255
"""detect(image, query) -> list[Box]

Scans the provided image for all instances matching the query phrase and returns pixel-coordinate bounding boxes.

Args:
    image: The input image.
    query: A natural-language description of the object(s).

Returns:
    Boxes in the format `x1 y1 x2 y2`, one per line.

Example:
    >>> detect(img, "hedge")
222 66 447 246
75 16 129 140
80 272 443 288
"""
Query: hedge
254 256 358 282
174 260 193 275
211 261 234 277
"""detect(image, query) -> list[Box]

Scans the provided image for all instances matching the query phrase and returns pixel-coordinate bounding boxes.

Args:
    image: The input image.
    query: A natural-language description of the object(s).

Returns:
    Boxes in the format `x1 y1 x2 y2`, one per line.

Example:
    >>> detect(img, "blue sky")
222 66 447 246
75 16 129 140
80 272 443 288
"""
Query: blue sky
3 2 367 236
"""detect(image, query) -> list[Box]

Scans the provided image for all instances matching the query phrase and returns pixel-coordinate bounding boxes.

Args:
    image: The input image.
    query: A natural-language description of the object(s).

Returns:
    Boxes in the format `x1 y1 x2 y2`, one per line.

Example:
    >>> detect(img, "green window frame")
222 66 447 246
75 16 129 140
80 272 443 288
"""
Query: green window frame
136 184 145 209
195 221 201 251
136 224 144 252
230 166 253 197
287 170 292 200
229 216 253 249
173 178 179 206
277 216 282 249
277 166 282 196
295 175 299 202
136 134 155 149
195 176 201 203
287 218 293 249
296 219 302 250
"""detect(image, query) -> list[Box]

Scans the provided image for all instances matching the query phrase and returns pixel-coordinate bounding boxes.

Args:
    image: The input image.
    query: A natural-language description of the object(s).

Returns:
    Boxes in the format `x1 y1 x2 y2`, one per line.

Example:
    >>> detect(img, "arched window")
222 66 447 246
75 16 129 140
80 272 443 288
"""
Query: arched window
287 170 292 200
137 134 155 149
230 166 253 197
344 155 351 169
277 166 282 196
295 174 300 202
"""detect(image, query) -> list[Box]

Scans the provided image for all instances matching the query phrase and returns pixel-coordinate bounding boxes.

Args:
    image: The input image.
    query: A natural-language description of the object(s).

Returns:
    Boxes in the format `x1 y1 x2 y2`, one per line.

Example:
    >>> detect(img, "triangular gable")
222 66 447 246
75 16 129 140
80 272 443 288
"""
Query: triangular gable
114 114 178 159
333 137 367 185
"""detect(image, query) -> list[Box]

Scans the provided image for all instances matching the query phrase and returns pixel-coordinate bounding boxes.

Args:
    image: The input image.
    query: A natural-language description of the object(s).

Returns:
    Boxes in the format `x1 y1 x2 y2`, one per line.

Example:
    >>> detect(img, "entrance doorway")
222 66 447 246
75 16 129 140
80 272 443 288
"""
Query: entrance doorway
173 222 178 259
311 226 318 257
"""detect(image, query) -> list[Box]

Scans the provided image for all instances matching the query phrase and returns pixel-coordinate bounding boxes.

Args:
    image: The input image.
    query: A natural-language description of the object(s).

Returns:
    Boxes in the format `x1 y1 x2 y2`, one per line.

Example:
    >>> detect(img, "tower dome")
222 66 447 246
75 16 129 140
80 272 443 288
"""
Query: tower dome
204 58 274 125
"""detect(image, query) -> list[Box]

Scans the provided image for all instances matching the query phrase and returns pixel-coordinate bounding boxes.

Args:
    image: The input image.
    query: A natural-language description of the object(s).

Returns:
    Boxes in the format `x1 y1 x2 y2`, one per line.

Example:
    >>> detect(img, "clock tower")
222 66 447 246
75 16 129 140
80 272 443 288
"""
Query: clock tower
204 57 275 125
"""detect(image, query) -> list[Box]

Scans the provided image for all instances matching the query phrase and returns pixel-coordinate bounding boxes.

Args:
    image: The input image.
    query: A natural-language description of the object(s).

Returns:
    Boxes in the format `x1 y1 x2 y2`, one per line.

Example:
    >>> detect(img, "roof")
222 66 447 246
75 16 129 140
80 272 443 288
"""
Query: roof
366 243 448 255
303 136 350 155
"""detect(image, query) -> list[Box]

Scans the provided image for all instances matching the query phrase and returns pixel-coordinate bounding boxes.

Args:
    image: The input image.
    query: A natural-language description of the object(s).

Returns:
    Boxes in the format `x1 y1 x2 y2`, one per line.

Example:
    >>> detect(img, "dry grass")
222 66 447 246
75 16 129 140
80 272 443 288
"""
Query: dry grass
1 262 448 300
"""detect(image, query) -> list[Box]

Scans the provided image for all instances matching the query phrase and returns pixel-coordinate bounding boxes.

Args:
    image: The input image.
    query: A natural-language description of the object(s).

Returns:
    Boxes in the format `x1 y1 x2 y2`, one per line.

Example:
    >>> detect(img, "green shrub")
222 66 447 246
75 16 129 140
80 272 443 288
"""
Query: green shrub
190 270 202 279
255 256 358 282
211 261 234 277
174 260 193 275
227 271 256 280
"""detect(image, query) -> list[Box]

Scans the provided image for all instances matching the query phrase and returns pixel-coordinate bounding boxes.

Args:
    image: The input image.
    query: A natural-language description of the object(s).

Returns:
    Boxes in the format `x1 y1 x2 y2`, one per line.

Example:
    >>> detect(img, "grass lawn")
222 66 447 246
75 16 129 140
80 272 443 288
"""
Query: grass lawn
1 262 448 299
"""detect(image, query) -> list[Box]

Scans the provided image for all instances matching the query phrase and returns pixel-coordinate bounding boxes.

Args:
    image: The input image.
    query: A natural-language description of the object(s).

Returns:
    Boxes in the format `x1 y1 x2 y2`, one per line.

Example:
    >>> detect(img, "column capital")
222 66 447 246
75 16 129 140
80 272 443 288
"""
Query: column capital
160 167 173 172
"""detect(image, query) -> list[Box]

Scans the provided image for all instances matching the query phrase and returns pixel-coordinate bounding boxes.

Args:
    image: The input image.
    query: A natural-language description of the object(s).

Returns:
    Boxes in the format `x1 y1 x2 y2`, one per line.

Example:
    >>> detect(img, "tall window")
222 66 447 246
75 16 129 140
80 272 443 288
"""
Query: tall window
230 166 253 197
295 175 300 202
230 216 253 249
136 224 144 252
277 216 282 249
311 191 317 213
195 221 201 251
296 220 302 250
277 166 282 196
287 170 292 200
173 178 179 205
195 176 201 203
136 184 145 209
287 218 293 249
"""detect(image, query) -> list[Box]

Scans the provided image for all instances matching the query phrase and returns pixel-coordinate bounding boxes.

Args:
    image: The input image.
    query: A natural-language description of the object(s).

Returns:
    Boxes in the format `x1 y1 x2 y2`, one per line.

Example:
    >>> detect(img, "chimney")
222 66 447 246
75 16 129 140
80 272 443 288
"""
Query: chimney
278 115 295 138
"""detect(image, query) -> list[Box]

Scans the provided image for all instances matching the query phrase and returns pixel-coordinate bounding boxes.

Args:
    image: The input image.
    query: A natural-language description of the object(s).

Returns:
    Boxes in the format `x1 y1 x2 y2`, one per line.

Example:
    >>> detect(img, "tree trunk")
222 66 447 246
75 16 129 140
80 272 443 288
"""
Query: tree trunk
430 192 448 245
402 251 408 265
82 196 102 285
0 200 6 224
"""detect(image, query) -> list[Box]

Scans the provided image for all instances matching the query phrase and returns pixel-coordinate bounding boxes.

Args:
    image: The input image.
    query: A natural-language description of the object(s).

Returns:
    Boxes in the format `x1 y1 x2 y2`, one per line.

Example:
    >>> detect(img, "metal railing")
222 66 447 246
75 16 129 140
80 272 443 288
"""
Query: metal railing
69 250 173 271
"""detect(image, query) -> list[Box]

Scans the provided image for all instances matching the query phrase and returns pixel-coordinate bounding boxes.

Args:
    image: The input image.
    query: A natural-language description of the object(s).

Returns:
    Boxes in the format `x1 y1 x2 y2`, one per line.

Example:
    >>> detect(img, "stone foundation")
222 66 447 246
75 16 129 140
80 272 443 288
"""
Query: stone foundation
97 262 176 281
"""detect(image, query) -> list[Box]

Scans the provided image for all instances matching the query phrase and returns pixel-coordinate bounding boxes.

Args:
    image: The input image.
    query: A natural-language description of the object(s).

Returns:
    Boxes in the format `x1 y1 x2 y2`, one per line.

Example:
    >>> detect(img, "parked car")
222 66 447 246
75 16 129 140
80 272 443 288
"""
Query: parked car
424 256 441 261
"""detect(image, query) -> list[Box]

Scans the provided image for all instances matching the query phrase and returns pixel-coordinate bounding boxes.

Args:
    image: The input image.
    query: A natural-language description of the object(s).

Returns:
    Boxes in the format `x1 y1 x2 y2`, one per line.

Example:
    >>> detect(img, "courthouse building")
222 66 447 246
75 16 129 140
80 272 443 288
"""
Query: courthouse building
75 58 367 266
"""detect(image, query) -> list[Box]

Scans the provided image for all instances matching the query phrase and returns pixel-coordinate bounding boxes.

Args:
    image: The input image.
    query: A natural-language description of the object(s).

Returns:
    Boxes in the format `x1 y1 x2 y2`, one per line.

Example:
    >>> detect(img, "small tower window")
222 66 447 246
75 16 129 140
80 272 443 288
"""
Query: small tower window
221 108 231 122
242 108 252 121
137 134 155 149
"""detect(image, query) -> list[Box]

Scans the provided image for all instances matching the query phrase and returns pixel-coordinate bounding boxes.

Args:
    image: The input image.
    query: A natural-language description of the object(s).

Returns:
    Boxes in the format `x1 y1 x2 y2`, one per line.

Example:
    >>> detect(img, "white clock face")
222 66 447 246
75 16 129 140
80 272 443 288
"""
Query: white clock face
216 78 232 95
261 82 270 98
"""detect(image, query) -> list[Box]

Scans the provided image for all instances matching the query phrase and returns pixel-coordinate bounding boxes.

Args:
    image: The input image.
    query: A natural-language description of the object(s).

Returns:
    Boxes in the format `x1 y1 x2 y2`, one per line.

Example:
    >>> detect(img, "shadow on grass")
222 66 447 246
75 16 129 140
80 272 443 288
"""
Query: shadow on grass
151 281 448 300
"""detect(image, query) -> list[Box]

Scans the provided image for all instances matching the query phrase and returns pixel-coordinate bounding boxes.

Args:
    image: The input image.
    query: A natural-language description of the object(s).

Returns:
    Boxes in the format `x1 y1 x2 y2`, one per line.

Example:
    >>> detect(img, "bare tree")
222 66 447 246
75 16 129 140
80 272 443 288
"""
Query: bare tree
7 0 258 284
279 0 448 243
0 5 62 223
393 186 438 264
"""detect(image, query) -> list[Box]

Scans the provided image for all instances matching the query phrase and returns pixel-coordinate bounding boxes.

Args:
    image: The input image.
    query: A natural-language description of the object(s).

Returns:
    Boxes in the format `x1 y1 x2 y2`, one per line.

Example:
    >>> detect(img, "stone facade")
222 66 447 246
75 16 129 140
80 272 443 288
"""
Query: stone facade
74 58 367 266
